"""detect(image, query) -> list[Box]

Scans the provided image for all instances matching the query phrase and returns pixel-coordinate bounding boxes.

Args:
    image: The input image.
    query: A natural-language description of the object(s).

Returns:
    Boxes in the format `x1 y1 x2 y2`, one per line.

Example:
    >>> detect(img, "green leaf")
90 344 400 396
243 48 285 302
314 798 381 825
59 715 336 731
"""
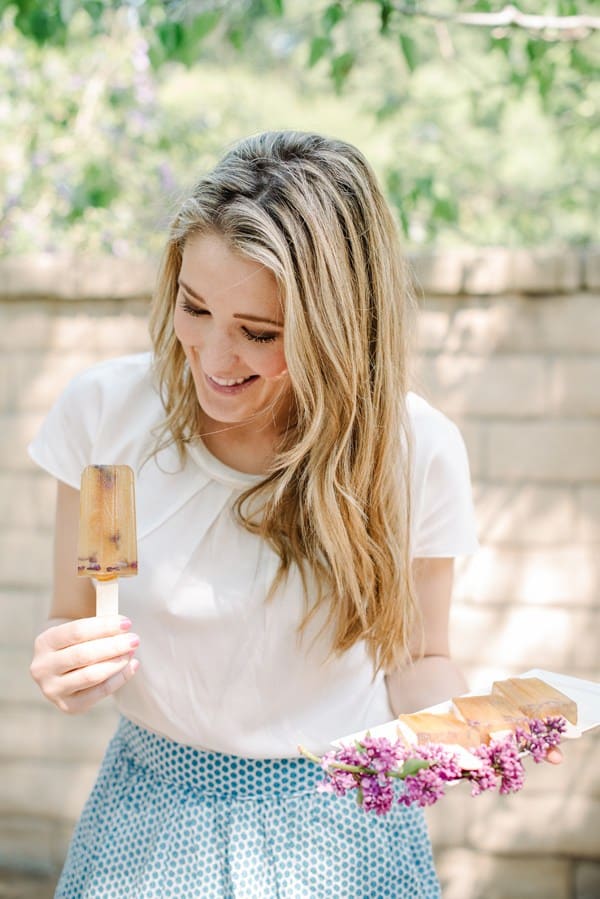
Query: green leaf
414 175 433 198
379 0 394 35
84 1 104 24
558 0 578 14
330 50 355 92
228 26 245 51
510 69 527 95
432 196 458 223
322 2 344 34
264 0 284 15
190 11 222 42
490 35 511 59
15 2 64 44
400 758 431 777
148 40 165 69
570 48 596 77
398 206 410 238
526 39 546 63
399 33 418 73
308 35 332 67
69 160 120 221
534 62 556 103
156 21 185 57
172 12 223 67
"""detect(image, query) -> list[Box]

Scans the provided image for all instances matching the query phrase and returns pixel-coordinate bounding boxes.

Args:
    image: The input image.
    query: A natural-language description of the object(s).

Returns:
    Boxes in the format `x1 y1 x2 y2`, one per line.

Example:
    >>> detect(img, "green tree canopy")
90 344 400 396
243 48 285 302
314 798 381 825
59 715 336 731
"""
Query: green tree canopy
1 0 598 255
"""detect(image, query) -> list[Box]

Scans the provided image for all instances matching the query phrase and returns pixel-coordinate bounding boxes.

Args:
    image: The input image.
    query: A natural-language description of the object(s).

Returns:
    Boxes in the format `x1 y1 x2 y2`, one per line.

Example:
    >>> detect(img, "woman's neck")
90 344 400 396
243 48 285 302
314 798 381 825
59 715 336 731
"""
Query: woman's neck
198 418 281 475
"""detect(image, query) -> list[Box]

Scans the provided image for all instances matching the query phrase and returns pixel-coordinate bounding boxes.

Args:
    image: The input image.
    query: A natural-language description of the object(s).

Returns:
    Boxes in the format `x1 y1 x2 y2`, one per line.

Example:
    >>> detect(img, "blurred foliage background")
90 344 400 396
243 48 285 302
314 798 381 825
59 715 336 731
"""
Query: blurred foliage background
1 0 598 259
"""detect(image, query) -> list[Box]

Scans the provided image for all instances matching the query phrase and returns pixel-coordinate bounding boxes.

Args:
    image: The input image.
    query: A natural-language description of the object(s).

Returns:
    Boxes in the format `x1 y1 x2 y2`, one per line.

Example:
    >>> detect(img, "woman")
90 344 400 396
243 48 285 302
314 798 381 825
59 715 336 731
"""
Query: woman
29 131 479 897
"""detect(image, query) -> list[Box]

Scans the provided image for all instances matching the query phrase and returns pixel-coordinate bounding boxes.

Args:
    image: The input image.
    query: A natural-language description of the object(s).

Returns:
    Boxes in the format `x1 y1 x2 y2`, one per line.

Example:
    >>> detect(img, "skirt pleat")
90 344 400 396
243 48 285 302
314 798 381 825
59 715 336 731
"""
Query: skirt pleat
55 717 441 898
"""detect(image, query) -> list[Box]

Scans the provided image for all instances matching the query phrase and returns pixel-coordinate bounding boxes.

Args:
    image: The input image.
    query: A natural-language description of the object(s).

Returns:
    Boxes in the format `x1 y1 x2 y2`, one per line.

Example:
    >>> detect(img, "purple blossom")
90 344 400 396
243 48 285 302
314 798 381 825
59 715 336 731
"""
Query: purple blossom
410 743 463 782
468 757 498 796
299 715 566 815
516 716 567 763
398 766 448 807
359 735 406 776
474 735 525 794
360 775 395 815
393 741 463 807
320 745 363 772
318 746 363 797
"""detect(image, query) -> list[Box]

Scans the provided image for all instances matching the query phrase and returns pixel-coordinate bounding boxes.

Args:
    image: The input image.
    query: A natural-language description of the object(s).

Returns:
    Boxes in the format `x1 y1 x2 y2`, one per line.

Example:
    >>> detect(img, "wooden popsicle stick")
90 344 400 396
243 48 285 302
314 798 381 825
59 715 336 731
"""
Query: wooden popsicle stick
95 579 119 616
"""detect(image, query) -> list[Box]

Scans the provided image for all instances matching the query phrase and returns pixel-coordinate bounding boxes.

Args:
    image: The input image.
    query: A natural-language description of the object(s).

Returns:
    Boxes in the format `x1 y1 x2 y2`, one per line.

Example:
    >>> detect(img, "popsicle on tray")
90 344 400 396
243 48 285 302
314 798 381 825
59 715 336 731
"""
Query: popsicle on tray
77 464 138 615
492 676 578 725
395 678 578 751
396 712 480 749
451 693 531 740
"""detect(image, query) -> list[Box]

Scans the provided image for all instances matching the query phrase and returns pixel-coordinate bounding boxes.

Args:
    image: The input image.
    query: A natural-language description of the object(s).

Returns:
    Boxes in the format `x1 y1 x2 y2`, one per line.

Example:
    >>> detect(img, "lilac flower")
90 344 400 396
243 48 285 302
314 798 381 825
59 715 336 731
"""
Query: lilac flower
320 745 364 771
318 747 363 797
516 716 567 763
321 767 357 796
360 775 395 815
468 757 498 796
410 743 463 782
392 741 462 807
474 735 525 795
298 714 566 815
398 766 448 807
359 735 406 776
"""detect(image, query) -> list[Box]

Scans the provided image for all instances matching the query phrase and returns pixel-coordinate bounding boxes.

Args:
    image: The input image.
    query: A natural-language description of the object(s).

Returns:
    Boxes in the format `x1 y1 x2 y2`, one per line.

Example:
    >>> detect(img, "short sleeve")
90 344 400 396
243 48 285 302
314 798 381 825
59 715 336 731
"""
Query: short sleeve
27 365 104 488
27 352 157 489
408 394 479 558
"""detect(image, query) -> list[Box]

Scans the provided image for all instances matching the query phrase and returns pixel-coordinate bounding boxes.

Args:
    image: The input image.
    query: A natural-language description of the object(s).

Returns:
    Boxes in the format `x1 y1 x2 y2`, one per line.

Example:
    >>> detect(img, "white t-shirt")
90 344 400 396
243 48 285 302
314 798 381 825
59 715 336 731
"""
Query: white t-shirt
28 352 478 758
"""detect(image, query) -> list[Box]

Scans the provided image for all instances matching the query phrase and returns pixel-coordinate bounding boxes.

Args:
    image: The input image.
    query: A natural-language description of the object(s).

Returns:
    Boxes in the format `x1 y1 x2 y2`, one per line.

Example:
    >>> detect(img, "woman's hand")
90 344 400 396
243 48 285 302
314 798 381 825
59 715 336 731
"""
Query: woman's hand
544 747 563 764
30 616 140 714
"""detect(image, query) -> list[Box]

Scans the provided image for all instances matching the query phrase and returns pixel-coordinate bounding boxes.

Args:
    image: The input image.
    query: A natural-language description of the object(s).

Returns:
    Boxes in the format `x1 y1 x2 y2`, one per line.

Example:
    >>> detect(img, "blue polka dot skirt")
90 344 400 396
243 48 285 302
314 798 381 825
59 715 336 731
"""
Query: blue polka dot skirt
56 717 441 898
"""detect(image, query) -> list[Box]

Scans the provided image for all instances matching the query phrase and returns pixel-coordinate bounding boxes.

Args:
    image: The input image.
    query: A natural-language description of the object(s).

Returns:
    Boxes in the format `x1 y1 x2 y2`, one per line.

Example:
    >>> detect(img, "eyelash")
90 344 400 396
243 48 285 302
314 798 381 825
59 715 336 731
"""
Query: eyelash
180 301 278 344
244 329 278 344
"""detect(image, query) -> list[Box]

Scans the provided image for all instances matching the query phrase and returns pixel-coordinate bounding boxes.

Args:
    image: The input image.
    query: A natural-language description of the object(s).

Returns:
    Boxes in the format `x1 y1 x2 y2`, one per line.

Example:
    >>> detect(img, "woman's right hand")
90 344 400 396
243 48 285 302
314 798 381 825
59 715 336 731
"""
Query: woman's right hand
30 616 140 714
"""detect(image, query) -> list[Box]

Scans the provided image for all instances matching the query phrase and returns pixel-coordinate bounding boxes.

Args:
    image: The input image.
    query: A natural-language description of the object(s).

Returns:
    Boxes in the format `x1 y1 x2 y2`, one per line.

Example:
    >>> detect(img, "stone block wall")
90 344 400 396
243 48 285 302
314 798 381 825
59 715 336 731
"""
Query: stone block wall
0 249 598 897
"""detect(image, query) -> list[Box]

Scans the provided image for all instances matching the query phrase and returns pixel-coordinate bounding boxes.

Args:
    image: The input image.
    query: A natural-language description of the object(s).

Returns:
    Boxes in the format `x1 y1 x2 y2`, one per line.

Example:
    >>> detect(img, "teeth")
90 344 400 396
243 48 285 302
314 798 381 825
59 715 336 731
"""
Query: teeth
210 375 251 386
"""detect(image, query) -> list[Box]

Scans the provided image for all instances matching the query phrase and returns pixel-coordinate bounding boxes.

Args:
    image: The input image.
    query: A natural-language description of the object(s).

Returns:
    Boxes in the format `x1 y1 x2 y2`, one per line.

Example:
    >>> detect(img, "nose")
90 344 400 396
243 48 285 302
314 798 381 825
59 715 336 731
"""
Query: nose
197 326 239 372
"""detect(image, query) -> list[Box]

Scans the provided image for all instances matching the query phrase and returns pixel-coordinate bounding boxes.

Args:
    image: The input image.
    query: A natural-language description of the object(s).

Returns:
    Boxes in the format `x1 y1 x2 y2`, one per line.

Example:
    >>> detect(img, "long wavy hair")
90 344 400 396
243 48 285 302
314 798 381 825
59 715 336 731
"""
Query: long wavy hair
149 131 419 674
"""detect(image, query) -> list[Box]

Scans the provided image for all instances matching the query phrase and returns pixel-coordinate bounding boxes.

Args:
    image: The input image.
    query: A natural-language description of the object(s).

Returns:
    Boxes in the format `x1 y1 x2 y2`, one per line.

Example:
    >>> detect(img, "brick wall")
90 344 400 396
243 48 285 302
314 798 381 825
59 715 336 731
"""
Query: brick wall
1 250 599 897
411 249 600 899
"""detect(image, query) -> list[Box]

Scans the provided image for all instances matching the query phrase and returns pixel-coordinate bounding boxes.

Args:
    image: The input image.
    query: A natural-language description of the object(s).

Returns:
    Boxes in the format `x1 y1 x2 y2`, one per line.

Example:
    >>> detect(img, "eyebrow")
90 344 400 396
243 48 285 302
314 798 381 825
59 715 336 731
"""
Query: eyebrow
178 279 284 328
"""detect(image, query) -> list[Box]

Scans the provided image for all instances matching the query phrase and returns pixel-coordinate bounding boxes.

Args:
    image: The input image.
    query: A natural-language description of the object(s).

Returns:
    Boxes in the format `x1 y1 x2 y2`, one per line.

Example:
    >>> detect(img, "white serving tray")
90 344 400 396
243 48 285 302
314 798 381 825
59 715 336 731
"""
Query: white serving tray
333 669 600 753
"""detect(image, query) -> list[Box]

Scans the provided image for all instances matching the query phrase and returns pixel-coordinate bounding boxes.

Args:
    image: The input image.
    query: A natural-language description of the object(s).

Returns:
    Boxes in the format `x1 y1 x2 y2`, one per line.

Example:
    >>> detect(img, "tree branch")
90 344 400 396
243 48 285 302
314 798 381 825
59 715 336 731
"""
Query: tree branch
392 3 600 33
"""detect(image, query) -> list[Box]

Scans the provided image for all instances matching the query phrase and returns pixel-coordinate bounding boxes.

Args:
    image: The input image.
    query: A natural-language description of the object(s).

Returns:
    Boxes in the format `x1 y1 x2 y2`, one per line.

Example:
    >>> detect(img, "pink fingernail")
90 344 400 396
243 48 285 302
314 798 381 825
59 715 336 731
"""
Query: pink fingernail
130 659 140 673
128 634 140 649
120 618 132 631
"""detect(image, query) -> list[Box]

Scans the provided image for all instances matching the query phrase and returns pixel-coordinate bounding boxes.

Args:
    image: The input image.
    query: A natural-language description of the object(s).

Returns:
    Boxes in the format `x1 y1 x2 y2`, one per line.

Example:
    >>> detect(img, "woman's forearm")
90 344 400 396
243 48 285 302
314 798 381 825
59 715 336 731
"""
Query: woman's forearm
384 655 469 716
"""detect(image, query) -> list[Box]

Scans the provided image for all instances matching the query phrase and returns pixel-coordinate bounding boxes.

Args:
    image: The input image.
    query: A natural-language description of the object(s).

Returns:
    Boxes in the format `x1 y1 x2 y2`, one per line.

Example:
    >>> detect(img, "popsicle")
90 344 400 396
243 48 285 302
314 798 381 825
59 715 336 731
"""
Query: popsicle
492 676 578 725
396 712 481 749
77 465 138 616
452 693 531 741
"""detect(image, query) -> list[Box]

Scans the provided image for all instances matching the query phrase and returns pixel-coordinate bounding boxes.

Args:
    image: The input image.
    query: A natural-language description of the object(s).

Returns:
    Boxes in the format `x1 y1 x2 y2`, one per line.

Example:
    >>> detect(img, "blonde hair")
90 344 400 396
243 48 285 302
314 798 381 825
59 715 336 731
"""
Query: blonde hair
149 131 419 673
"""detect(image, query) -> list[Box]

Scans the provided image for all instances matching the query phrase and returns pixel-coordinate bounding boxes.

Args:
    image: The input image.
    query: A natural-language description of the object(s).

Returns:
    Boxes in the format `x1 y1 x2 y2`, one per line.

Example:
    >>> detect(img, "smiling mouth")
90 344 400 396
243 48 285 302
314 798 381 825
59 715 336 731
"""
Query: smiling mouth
205 373 260 394
209 374 255 386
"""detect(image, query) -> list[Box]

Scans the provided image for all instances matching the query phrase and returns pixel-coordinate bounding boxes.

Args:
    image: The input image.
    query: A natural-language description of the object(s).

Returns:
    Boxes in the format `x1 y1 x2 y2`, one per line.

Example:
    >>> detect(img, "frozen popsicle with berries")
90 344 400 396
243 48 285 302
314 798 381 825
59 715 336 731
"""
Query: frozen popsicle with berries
77 465 138 615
